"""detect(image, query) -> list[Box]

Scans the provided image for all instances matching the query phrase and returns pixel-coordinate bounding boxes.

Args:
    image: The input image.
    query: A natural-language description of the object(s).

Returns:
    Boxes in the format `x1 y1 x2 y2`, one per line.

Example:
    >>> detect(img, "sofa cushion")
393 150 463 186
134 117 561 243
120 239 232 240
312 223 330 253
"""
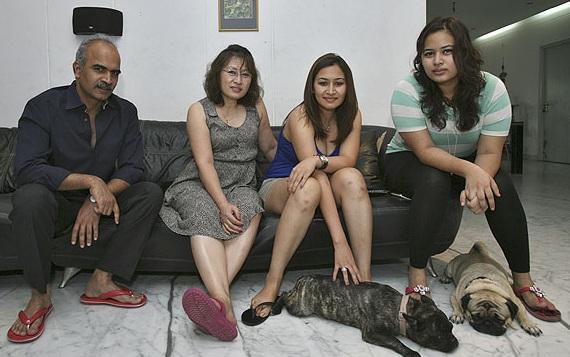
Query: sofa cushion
0 193 12 224
375 126 395 180
357 126 394 190
139 120 192 190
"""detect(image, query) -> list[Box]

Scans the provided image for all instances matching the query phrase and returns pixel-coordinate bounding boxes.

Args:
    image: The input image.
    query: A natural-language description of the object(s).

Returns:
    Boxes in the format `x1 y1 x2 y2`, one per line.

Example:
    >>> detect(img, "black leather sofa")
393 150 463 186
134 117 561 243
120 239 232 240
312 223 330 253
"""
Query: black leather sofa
0 121 463 279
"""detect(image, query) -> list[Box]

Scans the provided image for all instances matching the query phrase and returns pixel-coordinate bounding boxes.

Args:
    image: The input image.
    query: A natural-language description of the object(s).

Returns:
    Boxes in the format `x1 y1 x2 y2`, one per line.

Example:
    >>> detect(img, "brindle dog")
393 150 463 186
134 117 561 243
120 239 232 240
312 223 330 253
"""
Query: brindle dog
272 275 458 357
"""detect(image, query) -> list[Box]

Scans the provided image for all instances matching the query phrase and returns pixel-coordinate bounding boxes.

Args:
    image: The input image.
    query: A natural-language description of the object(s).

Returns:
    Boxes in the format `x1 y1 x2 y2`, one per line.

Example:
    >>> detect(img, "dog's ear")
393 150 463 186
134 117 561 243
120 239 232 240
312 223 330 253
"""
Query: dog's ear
506 299 518 318
420 294 434 305
402 313 422 330
461 294 471 310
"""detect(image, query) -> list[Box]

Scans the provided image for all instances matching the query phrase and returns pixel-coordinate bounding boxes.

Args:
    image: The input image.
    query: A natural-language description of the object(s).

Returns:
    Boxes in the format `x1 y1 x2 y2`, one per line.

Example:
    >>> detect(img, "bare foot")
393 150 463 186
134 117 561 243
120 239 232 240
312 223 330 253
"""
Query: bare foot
512 272 559 312
10 290 52 337
250 280 280 318
513 281 558 312
209 294 237 325
83 269 144 305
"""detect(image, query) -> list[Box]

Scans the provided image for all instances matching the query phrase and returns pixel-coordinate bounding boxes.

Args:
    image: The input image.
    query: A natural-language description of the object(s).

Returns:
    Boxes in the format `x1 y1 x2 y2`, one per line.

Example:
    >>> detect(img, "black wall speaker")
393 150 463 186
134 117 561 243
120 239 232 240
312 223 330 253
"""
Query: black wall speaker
73 7 123 36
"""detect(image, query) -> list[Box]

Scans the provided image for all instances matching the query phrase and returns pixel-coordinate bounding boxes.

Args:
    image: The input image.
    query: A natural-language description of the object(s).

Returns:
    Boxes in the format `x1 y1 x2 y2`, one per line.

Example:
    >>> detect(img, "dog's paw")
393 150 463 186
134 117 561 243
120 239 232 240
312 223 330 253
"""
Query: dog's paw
521 322 542 336
439 275 453 284
449 313 465 324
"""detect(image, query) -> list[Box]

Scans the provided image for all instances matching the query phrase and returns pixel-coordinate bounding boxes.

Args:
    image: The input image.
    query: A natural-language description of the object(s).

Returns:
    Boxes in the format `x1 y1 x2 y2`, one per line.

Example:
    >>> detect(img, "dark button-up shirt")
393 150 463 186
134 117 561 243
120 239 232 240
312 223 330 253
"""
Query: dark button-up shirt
14 82 144 191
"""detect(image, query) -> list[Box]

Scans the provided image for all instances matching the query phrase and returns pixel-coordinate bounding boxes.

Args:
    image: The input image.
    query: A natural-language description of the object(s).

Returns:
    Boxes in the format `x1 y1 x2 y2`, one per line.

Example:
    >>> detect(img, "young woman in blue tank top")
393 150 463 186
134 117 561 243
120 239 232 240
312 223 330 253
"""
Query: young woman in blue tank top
241 53 373 326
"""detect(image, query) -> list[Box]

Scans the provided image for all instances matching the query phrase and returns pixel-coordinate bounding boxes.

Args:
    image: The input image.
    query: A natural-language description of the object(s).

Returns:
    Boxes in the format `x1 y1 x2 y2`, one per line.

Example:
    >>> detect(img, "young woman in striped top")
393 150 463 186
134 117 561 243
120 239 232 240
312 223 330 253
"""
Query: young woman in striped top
383 16 560 321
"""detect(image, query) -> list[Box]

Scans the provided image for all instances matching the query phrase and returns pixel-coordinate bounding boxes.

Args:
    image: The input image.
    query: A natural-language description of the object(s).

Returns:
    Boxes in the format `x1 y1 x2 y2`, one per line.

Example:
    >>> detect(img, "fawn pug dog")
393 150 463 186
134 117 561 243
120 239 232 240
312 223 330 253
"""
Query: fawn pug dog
441 241 542 336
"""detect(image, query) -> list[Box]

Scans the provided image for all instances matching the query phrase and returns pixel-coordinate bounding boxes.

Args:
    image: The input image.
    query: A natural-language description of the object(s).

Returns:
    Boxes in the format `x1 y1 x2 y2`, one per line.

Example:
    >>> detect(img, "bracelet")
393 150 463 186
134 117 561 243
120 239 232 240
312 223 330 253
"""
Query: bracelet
317 154 328 170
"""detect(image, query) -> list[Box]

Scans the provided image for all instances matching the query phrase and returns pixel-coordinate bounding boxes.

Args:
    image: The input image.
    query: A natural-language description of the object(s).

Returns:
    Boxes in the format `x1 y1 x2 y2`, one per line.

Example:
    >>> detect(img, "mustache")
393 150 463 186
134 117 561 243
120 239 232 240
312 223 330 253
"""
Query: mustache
96 82 114 90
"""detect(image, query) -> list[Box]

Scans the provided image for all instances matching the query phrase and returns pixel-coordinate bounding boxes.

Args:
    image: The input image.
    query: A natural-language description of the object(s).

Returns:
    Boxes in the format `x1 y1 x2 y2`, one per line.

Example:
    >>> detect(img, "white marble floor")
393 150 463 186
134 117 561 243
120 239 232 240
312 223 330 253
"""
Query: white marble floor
1 160 569 357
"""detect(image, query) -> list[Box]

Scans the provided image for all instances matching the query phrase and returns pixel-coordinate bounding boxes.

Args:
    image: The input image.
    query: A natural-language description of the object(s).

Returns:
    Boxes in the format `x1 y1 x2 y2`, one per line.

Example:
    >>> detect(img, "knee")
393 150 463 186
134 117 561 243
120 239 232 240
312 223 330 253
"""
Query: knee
13 184 56 212
290 177 321 211
332 168 368 198
493 169 516 195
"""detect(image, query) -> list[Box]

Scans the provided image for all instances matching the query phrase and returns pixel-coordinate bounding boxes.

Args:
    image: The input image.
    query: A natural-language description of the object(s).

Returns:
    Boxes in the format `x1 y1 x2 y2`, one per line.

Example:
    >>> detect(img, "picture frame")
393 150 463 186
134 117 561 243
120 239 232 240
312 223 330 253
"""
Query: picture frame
218 0 258 32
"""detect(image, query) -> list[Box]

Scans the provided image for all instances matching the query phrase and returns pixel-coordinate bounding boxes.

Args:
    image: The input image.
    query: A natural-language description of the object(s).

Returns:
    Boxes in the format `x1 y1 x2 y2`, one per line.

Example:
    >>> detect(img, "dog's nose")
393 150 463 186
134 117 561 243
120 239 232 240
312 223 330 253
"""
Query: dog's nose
471 320 506 336
440 336 459 352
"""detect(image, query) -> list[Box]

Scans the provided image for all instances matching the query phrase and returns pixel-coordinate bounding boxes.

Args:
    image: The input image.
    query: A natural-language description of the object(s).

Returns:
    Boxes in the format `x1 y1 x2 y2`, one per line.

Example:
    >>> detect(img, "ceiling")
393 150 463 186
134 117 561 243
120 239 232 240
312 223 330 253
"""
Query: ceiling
427 0 568 38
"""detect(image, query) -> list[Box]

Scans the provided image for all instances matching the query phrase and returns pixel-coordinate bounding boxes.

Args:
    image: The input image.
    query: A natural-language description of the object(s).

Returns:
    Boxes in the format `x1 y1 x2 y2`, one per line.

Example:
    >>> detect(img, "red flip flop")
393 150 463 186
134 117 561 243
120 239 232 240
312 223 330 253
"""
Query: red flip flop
80 288 147 308
514 285 561 322
182 287 237 341
7 304 53 343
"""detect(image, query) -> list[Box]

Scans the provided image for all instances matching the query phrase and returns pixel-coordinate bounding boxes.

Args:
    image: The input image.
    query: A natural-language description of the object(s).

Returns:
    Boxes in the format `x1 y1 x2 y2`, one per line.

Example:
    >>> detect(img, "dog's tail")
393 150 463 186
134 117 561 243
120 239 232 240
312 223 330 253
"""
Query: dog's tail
470 240 490 255
272 293 287 315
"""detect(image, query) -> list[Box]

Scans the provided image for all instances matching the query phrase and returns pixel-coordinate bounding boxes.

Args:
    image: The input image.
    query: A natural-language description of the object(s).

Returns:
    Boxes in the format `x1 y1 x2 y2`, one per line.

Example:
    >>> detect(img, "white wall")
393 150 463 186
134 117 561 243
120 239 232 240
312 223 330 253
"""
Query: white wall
0 0 424 128
475 6 570 159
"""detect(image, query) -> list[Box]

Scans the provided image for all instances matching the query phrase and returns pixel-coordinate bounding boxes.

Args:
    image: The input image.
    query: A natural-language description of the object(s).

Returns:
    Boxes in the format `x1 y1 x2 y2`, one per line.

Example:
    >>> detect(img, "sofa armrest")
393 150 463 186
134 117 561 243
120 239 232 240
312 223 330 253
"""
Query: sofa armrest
0 127 18 194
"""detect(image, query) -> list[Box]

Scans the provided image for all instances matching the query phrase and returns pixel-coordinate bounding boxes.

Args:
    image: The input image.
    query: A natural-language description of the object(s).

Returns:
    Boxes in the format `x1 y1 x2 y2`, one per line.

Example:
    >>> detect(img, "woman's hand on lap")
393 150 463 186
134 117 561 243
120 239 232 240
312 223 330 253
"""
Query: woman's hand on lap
462 165 500 213
287 156 319 193
219 202 243 234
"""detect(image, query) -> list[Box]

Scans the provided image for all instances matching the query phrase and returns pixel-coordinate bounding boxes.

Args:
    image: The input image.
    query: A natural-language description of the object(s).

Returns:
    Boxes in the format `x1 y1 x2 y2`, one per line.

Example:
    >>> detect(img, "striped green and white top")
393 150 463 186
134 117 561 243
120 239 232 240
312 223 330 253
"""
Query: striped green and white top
386 71 512 158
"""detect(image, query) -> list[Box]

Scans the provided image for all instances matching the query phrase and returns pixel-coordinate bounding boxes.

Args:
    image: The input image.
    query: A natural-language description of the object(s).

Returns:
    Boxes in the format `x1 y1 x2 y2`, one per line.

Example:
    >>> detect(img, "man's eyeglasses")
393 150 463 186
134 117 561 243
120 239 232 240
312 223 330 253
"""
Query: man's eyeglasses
222 69 252 81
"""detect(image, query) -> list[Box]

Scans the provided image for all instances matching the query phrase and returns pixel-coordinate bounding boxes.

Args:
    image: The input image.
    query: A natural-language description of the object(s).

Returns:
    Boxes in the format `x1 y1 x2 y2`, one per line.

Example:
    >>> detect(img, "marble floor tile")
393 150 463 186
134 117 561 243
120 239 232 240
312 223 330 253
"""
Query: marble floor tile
1 160 569 356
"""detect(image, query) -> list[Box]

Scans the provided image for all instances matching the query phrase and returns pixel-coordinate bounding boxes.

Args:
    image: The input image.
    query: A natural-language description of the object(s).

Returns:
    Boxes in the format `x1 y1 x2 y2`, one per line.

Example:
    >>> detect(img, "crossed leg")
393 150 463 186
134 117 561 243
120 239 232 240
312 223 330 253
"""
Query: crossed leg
191 214 261 324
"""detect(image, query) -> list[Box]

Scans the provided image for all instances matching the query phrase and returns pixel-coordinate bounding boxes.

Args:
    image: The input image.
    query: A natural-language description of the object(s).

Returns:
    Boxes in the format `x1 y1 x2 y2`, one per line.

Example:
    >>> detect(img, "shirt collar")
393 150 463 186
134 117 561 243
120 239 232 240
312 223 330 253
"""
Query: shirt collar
65 81 116 111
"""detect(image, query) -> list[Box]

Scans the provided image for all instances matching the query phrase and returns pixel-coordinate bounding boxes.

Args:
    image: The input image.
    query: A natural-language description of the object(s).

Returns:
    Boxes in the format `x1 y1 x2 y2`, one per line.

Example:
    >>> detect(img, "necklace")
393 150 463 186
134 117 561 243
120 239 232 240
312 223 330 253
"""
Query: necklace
217 106 237 126
446 125 459 156
445 125 459 176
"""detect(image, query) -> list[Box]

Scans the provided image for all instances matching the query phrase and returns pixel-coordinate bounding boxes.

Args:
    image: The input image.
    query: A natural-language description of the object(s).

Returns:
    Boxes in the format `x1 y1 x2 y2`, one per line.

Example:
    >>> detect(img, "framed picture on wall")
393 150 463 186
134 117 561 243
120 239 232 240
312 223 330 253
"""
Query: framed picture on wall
218 0 258 31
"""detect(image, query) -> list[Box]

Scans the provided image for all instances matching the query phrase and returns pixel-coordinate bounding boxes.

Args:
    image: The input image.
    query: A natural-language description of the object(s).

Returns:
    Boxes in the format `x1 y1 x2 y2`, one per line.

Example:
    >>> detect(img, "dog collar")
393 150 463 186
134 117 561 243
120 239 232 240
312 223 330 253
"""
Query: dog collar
399 294 410 336
470 276 489 283
465 276 491 289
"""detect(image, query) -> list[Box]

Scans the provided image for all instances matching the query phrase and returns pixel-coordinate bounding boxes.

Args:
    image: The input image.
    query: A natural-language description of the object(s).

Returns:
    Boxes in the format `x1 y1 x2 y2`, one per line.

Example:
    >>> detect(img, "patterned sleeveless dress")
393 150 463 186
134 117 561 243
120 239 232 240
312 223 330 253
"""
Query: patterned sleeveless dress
159 98 264 240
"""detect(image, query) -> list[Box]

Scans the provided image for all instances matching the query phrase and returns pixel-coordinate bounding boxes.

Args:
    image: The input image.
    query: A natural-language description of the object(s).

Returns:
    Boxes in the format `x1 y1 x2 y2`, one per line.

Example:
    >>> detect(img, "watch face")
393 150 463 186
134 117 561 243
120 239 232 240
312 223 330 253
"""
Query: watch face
318 154 328 169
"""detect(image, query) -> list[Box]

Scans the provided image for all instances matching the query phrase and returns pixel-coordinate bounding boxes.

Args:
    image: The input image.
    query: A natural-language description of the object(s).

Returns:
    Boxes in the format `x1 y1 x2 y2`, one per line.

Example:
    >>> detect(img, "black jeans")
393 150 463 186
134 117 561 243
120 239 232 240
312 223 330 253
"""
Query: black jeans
383 151 529 273
10 182 163 293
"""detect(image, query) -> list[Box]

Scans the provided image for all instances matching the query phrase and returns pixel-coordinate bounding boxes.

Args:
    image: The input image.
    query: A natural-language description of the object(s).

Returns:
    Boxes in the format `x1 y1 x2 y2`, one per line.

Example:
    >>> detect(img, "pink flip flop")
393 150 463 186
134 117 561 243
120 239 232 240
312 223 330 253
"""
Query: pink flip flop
182 287 237 341
80 288 147 308
7 304 53 343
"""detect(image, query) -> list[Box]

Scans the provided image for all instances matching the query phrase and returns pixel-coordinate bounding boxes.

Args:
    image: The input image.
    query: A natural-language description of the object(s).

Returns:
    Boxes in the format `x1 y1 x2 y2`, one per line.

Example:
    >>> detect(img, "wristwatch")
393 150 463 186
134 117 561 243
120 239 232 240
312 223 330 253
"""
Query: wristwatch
317 154 329 170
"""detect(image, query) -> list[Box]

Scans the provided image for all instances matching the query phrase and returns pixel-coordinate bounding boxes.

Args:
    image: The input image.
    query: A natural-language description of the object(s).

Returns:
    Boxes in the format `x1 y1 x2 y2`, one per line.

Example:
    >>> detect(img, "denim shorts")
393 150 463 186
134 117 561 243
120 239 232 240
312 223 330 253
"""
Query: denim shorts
258 177 287 202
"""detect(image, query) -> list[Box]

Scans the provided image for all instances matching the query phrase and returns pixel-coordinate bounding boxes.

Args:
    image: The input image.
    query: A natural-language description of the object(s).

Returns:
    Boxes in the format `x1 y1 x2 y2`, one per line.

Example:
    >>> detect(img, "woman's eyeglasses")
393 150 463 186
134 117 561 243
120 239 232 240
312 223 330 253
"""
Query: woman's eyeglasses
222 69 252 81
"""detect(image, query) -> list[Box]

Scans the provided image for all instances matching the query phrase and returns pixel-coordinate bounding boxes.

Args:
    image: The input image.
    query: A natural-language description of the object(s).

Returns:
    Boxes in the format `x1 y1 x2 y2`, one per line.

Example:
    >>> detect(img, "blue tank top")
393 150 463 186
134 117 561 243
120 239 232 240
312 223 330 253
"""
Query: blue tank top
265 130 340 179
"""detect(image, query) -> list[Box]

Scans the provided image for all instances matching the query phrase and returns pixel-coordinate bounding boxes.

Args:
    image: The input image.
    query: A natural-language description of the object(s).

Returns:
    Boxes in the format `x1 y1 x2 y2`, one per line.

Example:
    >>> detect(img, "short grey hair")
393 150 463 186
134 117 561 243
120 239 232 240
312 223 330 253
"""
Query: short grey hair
75 34 117 68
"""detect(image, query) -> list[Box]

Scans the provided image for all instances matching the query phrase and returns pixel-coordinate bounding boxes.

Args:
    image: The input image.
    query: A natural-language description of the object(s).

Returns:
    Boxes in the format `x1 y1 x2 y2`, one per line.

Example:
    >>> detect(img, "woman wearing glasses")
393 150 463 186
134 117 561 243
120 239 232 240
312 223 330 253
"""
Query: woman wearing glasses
160 44 276 341
241 53 372 326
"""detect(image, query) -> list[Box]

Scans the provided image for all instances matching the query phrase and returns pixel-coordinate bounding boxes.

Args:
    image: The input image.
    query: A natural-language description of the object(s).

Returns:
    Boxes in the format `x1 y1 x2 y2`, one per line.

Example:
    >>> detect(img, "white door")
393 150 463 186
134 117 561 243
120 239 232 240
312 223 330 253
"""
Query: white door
542 40 570 164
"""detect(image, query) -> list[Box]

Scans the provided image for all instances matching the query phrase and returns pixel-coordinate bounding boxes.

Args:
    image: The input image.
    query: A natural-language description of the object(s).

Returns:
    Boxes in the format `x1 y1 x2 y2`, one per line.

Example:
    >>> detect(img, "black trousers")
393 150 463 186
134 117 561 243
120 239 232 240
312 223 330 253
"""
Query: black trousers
383 151 530 273
9 182 163 293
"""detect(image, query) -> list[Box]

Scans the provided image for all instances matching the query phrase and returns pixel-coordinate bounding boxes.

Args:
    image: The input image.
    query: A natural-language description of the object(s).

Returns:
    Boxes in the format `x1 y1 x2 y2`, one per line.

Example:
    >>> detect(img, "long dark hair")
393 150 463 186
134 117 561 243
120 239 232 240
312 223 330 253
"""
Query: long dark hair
303 53 358 145
204 44 262 107
413 17 485 131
